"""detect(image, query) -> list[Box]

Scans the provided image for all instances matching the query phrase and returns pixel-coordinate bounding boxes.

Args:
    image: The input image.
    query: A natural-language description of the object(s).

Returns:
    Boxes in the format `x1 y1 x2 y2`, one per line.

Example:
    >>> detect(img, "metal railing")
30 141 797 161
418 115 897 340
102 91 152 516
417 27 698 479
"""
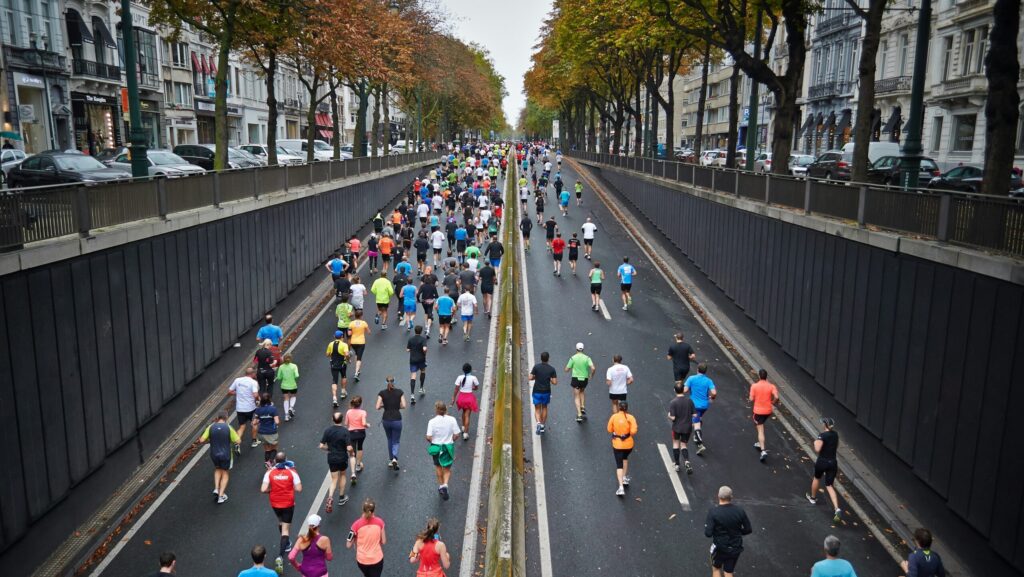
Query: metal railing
0 151 437 251
72 58 121 80
875 76 912 94
569 151 1024 258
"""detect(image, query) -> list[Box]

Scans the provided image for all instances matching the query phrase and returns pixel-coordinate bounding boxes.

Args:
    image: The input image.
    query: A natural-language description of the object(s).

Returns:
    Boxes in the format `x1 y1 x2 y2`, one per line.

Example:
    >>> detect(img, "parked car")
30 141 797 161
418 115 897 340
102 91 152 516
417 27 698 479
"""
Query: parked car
172 144 261 170
7 151 131 188
238 144 305 166
1 148 28 184
788 154 815 177
806 150 851 181
699 150 721 166
95 147 129 164
753 152 772 173
234 147 266 166
107 149 206 178
866 155 941 186
840 141 901 166
928 165 1023 193
277 138 335 161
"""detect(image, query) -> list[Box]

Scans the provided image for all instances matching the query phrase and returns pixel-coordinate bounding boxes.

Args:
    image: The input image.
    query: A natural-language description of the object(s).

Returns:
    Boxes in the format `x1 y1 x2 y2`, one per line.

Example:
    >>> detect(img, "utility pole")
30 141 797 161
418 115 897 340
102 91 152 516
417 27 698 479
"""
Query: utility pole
744 8 763 170
901 0 931 189
120 0 148 178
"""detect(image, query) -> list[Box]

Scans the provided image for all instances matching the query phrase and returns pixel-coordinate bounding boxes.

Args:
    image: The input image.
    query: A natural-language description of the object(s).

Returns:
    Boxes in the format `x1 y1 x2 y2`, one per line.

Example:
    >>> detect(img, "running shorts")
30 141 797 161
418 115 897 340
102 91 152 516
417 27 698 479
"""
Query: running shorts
376 302 389 312
421 302 435 316
814 458 838 486
570 377 589 390
258 432 279 445
461 314 474 323
481 284 494 295
693 407 708 424
621 283 632 292
328 458 348 472
410 361 427 373
382 253 392 262
417 252 427 262
331 366 348 382
211 452 233 471
609 393 627 401
583 238 593 246
351 344 365 360
673 368 689 382
553 252 563 261
237 411 254 426
590 283 602 295
613 448 633 468
568 250 578 261
711 549 740 573
753 413 770 425
349 430 366 451
439 314 453 326
532 392 551 406
672 430 691 443
273 506 295 524
403 302 416 314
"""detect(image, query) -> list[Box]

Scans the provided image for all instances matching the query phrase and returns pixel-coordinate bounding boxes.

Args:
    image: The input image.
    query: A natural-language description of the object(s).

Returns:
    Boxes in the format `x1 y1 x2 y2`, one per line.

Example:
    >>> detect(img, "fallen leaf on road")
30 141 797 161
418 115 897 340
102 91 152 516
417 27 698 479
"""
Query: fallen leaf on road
668 514 676 520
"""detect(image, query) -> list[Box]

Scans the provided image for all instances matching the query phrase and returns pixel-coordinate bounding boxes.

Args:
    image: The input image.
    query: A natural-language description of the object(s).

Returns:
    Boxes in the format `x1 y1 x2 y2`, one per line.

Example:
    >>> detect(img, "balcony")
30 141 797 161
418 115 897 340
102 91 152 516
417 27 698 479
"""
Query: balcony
875 76 912 95
4 45 65 74
808 81 837 100
138 71 161 90
72 59 121 81
955 0 990 19
930 74 987 106
816 14 850 35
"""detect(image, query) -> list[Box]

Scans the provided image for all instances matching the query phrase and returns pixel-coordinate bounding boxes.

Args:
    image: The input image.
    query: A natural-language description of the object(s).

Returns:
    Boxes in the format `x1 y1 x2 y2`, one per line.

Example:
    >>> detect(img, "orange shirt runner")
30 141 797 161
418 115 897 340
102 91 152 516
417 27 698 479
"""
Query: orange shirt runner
379 236 395 256
749 379 778 416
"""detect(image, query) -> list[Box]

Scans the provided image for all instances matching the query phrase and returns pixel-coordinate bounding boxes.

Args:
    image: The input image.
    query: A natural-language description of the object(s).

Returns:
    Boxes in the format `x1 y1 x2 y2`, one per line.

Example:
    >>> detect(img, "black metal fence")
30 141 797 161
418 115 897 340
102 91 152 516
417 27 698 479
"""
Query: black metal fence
0 152 437 251
570 151 1024 258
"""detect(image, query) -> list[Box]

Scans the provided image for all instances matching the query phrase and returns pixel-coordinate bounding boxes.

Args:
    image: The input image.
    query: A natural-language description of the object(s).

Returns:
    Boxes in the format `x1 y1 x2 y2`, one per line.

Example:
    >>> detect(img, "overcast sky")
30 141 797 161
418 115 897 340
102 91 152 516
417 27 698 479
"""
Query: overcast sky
441 0 552 127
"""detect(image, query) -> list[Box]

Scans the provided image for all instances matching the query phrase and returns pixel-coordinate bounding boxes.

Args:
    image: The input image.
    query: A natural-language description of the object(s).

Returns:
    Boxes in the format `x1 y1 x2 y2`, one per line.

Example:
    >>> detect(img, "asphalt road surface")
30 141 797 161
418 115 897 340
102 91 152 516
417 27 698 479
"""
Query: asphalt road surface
520 159 901 577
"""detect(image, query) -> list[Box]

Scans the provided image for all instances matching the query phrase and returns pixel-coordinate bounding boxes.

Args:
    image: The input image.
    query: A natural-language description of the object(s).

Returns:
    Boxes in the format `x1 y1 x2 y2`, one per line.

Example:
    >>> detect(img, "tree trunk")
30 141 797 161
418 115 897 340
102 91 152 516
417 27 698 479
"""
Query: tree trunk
305 94 318 163
266 49 278 165
664 58 677 155
695 42 711 159
633 82 643 156
371 86 381 157
726 66 740 168
588 102 596 152
382 83 390 156
330 76 341 160
613 111 624 155
982 0 1022 196
354 80 369 158
849 0 888 182
214 40 233 170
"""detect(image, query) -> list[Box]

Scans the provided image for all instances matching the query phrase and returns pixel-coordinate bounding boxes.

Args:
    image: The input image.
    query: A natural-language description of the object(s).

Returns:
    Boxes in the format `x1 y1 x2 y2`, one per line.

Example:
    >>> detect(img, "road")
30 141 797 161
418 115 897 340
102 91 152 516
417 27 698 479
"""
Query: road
92 177 500 577
520 158 900 577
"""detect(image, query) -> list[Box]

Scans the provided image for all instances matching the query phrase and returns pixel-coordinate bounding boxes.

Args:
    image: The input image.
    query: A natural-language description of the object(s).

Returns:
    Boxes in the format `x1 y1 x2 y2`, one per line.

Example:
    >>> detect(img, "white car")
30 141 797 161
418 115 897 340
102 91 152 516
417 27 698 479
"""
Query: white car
239 144 304 166
107 149 206 178
699 150 721 166
788 154 815 177
277 138 336 161
753 152 772 173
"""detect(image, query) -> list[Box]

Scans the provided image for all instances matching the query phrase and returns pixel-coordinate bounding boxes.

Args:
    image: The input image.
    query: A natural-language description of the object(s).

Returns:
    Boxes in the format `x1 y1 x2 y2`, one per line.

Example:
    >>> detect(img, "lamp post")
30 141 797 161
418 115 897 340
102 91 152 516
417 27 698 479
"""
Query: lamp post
900 0 931 189
120 0 148 178
744 8 763 170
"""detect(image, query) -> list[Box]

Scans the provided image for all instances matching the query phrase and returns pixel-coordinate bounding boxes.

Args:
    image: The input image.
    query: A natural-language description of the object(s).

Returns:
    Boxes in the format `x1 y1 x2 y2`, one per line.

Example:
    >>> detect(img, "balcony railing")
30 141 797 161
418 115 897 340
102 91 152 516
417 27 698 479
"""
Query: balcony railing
808 81 837 100
72 59 121 81
956 0 990 15
816 14 849 35
875 76 912 94
138 71 161 90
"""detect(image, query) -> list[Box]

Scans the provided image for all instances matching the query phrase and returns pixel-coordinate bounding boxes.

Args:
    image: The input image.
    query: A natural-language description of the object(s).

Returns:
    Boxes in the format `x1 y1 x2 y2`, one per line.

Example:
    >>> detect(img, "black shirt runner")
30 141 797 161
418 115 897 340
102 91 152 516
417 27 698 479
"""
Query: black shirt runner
530 362 557 394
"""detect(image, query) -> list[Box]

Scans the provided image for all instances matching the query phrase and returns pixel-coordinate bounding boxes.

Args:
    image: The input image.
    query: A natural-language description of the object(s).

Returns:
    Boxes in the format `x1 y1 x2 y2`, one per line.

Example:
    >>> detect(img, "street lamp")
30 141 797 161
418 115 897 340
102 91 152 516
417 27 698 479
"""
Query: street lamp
120 0 148 177
900 0 931 189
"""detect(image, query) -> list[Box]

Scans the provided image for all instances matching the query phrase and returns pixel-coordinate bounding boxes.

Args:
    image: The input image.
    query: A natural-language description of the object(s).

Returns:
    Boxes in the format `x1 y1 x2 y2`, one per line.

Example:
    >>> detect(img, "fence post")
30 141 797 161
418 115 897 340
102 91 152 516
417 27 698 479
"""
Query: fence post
329 159 333 181
857 185 867 226
253 167 260 199
309 161 314 185
284 164 289 193
157 177 168 219
212 171 222 207
74 185 92 235
710 168 715 191
937 193 952 241
803 178 812 214
764 174 771 204
734 171 741 198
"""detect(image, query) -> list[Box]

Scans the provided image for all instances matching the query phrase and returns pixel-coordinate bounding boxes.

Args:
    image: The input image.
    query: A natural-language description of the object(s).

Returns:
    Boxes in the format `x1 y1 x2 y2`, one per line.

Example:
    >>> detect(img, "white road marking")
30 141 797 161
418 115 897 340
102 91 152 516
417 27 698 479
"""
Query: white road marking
518 205 554 577
657 443 691 511
295 471 335 541
598 299 612 320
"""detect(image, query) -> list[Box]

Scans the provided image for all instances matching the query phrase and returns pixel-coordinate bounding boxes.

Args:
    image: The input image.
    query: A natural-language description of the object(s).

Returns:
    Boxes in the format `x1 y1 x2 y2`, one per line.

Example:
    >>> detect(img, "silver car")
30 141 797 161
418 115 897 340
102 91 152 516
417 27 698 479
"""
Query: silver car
239 144 305 166
108 149 206 178
788 154 815 177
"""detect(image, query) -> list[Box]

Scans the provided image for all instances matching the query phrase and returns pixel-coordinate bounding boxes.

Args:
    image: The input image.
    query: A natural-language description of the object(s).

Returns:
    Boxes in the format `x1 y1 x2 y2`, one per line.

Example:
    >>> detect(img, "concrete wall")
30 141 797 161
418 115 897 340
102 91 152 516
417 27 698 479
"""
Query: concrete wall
0 168 420 552
590 164 1024 572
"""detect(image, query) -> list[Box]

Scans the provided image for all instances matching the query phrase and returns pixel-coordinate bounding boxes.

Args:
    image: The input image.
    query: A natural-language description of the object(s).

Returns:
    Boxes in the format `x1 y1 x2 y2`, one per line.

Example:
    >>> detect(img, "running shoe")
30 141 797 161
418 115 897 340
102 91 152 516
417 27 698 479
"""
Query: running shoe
374 314 380 325
283 538 292 554
274 557 284 575
462 432 469 441
759 450 768 462
411 396 417 405
351 474 357 485
325 499 333 514
685 461 693 475
354 372 360 382
338 494 350 506
535 423 542 435
539 424 546 433
464 334 470 341
333 397 339 408
382 324 388 330
622 476 631 487
805 493 817 505
419 386 425 396
233 443 241 456
615 485 625 497
581 407 587 416
288 409 295 419
622 305 628 311
340 390 348 400
391 458 398 470
833 509 842 523
753 442 761 450
627 295 633 305
696 443 706 456
251 439 260 448
674 463 680 472
356 462 364 473
284 413 291 422
575 415 583 423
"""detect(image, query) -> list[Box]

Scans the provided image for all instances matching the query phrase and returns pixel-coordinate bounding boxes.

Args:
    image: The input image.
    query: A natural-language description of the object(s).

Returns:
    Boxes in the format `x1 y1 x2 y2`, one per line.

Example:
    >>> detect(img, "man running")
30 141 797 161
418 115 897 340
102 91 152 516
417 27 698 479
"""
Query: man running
326 330 352 407
400 277 418 331
535 193 545 225
567 233 581 275
574 180 583 206
605 354 633 412
544 215 558 251
667 333 697 387
805 417 843 523
565 342 596 423
558 187 571 216
684 363 716 455
529 352 558 435
261 451 302 559
581 217 597 260
616 257 636 310
457 287 478 342
749 369 780 462
607 401 638 497
200 411 239 504
436 287 456 345
417 273 438 338
369 271 394 329
704 486 752 577
551 232 565 277
668 382 697 474
336 294 354 340
519 212 533 252
485 234 504 268
407 325 428 399
320 412 354 512
588 261 605 312
257 314 284 347
229 367 260 449
430 228 446 268
478 260 496 317
900 529 946 577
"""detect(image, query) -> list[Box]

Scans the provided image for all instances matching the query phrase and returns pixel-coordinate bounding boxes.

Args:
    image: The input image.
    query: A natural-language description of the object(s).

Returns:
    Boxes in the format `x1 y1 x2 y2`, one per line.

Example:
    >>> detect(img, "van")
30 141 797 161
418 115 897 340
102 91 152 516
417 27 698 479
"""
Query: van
840 142 900 166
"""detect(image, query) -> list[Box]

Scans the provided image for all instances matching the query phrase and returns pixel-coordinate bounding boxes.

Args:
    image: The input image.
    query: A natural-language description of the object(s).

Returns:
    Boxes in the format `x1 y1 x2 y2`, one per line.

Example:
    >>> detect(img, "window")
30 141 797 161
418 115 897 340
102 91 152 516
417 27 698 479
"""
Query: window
962 29 976 76
168 41 188 67
6 10 18 45
174 82 192 106
951 114 976 152
164 79 173 98
898 34 909 76
971 26 988 75
931 116 944 151
941 37 954 81
835 41 844 79
879 40 889 79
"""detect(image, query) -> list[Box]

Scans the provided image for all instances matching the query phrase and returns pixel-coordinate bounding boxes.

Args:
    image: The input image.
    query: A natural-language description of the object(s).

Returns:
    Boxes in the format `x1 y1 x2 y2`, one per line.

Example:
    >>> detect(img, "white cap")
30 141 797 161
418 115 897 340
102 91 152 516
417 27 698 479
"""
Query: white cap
307 514 322 527
575 342 584 351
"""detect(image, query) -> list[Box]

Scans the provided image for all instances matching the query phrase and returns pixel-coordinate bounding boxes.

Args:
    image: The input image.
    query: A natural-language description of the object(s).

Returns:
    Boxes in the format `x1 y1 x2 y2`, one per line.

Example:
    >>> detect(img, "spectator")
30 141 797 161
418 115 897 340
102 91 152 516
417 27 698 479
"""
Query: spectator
810 535 857 577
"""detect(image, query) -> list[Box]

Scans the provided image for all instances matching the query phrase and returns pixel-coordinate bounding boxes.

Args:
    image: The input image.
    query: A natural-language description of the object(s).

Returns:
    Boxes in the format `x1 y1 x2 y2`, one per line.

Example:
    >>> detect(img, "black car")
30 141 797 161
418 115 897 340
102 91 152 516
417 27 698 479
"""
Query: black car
172 144 260 170
6 152 131 188
805 150 851 181
928 165 1023 193
866 155 941 186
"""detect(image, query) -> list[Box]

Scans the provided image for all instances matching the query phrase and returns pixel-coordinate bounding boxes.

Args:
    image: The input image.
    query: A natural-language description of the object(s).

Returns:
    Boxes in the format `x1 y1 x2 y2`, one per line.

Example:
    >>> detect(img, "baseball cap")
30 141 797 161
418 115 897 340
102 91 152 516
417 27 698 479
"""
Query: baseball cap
575 342 584 351
307 514 322 528
335 330 344 338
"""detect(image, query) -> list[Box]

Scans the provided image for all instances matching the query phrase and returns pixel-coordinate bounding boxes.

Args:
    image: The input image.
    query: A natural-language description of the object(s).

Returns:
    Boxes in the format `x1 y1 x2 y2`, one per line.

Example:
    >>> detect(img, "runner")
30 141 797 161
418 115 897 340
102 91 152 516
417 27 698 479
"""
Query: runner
378 234 395 275
544 215 558 251
238 545 277 577
607 401 638 497
436 287 456 346
254 339 279 397
342 397 369 484
199 411 238 504
254 393 281 469
326 252 348 282
558 187 571 216
229 367 260 449
588 261 605 312
683 363 716 455
430 228 446 268
348 235 362 272
369 271 394 329
535 193 545 225
668 382 697 474
551 232 565 277
376 376 406 470
565 343 596 423
348 499 386 577
400 277 418 331
319 412 354 512
414 231 430 275
417 273 438 338
574 180 583 206
749 369 780 462
350 275 367 315
456 287 478 342
485 234 504 268
426 401 461 500
451 363 479 441
704 486 753 577
366 235 380 274
805 417 843 523
325 331 352 407
261 451 302 559
810 536 857 577
257 314 284 347
519 212 533 252
616 257 636 310
900 529 946 577
529 352 557 435
336 294 354 340
581 217 597 260
349 310 370 382
287 515 333 577
478 260 496 317
567 233 581 275
409 519 451 576
667 333 697 387
605 354 633 412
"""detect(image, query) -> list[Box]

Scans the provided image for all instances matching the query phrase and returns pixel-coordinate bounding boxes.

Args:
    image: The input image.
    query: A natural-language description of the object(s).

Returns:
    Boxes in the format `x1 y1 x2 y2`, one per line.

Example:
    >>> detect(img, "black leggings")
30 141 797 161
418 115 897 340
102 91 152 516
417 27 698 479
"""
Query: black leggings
357 560 384 577
368 253 378 269
257 369 275 395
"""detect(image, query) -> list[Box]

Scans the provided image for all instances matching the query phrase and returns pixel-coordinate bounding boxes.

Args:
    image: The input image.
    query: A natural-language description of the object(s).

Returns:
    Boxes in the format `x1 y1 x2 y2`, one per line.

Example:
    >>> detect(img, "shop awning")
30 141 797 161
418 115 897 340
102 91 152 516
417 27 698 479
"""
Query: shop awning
92 16 117 48
870 108 882 137
882 106 901 134
65 9 94 46
823 111 836 130
815 112 825 131
315 113 332 127
800 114 815 137
208 56 217 76
836 109 852 132
318 129 334 139
201 54 209 75
191 51 201 73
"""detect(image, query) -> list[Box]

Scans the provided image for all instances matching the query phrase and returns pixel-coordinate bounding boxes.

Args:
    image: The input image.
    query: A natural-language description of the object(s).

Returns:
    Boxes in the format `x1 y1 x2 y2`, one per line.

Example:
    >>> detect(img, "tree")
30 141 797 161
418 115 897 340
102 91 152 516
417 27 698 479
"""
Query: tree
846 0 890 182
982 0 1021 196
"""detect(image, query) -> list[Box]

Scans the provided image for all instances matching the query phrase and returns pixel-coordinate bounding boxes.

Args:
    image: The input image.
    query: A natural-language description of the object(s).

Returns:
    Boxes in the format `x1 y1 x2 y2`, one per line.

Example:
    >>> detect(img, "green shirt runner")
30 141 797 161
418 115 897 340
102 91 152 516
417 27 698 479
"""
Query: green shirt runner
276 362 300 391
336 302 354 329
566 352 594 380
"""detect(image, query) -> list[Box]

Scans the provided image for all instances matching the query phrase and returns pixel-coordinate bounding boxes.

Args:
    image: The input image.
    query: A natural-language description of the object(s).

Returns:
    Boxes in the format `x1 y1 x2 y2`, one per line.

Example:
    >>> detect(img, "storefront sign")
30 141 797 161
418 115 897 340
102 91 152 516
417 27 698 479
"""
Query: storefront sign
195 101 215 113
74 92 118 106
132 11 151 30
226 106 241 116
139 100 157 112
172 118 195 126
18 105 35 123
15 73 44 87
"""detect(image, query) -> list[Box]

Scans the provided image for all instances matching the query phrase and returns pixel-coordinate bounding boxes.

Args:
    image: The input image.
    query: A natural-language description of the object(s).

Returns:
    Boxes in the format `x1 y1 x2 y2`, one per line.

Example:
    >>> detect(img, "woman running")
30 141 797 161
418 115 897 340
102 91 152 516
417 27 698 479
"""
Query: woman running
589 261 605 312
376 376 406 470
276 354 300 421
350 275 367 314
344 397 369 482
348 498 386 577
451 363 479 442
349 310 370 382
366 234 380 273
254 393 280 468
426 402 461 500
288 514 333 577
408 519 451 577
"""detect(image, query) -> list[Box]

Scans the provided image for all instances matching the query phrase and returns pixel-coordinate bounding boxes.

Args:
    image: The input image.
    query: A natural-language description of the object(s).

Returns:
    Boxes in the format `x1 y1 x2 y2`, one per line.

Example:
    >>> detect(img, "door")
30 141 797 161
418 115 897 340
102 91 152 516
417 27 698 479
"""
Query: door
35 156 60 186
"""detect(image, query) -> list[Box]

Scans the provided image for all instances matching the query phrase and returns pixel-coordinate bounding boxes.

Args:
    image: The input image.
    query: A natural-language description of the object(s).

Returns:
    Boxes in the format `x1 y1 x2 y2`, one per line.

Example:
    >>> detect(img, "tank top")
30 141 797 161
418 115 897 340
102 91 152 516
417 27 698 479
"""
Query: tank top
590 269 603 284
417 539 444 577
346 408 367 431
297 537 328 577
